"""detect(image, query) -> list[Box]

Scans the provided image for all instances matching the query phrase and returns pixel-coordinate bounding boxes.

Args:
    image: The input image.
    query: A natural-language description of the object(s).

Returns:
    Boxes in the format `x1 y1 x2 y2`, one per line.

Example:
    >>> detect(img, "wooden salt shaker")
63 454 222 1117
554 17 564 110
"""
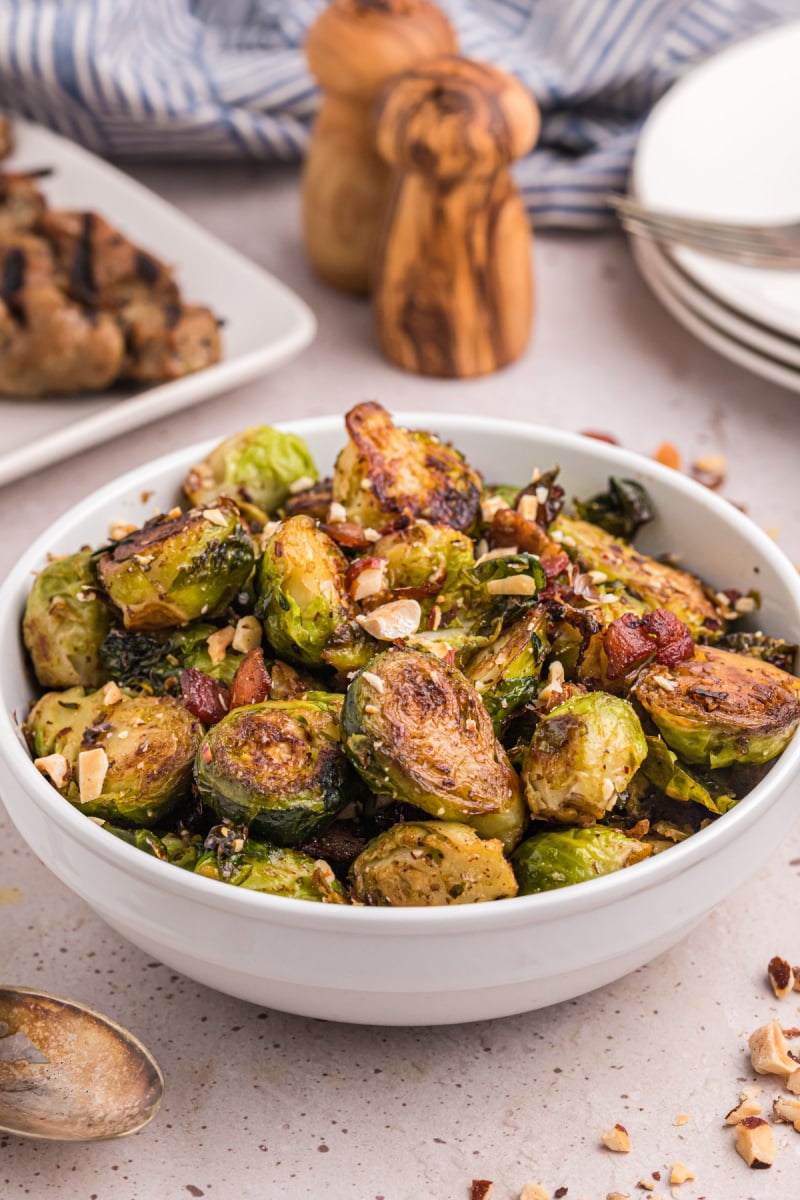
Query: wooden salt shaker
372 56 540 377
303 0 457 294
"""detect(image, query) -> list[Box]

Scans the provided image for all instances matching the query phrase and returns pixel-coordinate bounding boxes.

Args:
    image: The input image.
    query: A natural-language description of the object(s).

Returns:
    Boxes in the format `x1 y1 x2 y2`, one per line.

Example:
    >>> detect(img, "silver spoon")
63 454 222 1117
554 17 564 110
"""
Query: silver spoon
0 986 164 1141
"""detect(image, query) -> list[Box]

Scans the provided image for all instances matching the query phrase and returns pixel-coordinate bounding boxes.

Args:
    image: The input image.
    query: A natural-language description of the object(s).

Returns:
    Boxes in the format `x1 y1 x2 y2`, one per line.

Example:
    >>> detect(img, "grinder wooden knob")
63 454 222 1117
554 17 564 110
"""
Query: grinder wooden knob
303 0 457 294
372 56 540 377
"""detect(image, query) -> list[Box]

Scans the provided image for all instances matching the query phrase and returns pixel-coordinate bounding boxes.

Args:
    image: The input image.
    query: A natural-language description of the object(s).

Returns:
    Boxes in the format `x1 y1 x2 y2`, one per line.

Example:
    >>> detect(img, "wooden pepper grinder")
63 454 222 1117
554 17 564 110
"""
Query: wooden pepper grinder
372 56 540 377
303 0 457 294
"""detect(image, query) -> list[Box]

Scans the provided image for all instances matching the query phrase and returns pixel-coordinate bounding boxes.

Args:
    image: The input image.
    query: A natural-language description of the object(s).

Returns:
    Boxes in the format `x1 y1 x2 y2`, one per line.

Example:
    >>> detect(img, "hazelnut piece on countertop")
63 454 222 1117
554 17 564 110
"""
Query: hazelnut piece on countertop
734 1117 776 1169
600 1124 632 1153
749 1020 799 1079
767 956 795 999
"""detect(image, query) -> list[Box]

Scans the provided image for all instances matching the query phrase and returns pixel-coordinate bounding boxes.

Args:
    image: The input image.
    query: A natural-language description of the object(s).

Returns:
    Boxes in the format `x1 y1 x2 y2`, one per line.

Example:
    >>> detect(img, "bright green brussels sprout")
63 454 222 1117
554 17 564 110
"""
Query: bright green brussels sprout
97 498 254 631
342 648 526 850
635 646 800 768
23 550 112 689
103 825 203 869
257 515 352 666
372 521 475 599
349 820 518 906
463 607 548 731
550 515 724 639
26 685 200 824
332 401 482 532
639 735 735 815
512 825 652 894
99 623 246 692
194 825 344 902
194 695 351 845
183 426 319 525
523 692 647 825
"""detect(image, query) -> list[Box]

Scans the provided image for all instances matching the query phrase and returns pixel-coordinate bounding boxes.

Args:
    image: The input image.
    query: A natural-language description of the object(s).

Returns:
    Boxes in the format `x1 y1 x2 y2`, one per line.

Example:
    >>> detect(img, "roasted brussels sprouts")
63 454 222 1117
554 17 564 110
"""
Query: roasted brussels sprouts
373 521 475 598
104 825 203 869
343 649 526 849
574 477 654 540
551 515 724 639
332 401 482 531
183 426 319 524
717 631 797 674
257 515 352 666
350 820 518 906
512 825 652 894
639 735 735 814
635 646 800 768
195 826 344 902
523 692 647 825
23 550 112 688
194 696 351 845
99 623 246 692
463 608 548 730
26 686 199 824
97 499 254 631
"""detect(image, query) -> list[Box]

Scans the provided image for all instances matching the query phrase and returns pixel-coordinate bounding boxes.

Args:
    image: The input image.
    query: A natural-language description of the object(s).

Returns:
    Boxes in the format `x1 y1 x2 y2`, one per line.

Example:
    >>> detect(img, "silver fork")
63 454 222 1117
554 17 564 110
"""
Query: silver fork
607 194 800 270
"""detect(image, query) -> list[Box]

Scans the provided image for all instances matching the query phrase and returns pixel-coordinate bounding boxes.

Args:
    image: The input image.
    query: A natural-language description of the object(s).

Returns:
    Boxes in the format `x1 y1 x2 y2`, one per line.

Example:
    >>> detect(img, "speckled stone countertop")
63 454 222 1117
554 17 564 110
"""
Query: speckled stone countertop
2 163 800 1200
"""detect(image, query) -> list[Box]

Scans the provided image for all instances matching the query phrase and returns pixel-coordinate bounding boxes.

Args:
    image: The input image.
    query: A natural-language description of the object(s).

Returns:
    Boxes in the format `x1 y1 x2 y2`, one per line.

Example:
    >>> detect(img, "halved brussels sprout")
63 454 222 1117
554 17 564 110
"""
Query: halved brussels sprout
194 696 351 845
99 623 245 692
183 426 319 525
23 550 112 688
512 825 652 894
523 692 647 825
104 825 203 869
373 521 475 598
463 607 548 730
350 820 518 906
257 515 352 666
321 619 380 676
342 648 526 850
635 646 800 768
26 686 199 824
195 826 344 902
640 735 735 814
551 515 723 639
332 402 482 531
97 498 254 631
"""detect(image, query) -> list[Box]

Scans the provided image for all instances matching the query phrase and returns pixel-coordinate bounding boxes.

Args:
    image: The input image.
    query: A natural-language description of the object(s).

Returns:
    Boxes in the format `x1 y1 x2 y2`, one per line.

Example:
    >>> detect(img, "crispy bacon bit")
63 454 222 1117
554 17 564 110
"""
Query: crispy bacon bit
319 521 371 550
604 609 694 679
229 648 271 710
491 507 557 557
542 552 570 580
180 668 230 726
581 430 619 445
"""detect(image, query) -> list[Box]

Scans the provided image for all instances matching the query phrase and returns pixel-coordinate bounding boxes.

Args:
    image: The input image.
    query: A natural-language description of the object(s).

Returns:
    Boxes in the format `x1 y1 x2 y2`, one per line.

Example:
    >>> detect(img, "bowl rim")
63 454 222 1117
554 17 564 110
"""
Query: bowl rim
3 410 800 934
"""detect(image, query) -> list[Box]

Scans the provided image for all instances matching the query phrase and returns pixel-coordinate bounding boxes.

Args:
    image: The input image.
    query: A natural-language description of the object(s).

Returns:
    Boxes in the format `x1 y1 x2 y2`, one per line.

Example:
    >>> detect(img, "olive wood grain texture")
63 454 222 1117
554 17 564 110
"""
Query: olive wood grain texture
373 56 540 377
303 0 457 294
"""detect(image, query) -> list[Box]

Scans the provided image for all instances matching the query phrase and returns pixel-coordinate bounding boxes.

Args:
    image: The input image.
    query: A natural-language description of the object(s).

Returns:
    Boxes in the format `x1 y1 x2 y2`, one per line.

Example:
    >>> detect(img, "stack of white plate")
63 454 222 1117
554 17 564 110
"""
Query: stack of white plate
629 21 800 393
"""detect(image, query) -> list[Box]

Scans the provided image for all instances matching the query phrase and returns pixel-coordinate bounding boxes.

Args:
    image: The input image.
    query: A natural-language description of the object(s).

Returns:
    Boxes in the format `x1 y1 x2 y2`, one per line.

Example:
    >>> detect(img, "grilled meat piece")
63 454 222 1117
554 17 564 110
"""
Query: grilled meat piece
0 284 124 395
0 172 48 238
118 300 221 383
0 235 56 296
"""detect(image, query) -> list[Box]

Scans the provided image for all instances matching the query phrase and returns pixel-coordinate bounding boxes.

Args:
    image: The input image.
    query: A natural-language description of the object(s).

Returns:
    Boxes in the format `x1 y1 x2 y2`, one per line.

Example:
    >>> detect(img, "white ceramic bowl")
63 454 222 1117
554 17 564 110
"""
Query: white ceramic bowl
2 414 800 1027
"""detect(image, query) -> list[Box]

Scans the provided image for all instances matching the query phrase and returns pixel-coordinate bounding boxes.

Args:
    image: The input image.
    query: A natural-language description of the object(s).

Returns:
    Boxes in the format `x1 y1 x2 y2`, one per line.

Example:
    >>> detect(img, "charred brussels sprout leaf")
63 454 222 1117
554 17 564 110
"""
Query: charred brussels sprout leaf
23 550 113 689
256 515 352 666
103 825 203 869
574 477 655 540
194 696 351 845
99 624 244 692
463 608 548 732
26 686 199 825
350 820 518 906
523 692 647 825
551 515 724 639
373 522 475 599
97 498 254 631
512 825 652 894
635 646 800 768
183 426 318 525
332 401 482 531
342 648 526 850
195 828 344 902
640 735 735 814
717 631 797 674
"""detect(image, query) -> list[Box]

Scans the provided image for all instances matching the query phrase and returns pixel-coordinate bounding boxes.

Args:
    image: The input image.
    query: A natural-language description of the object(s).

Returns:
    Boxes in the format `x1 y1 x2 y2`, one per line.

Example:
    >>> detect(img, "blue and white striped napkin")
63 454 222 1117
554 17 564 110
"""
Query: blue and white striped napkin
0 0 793 229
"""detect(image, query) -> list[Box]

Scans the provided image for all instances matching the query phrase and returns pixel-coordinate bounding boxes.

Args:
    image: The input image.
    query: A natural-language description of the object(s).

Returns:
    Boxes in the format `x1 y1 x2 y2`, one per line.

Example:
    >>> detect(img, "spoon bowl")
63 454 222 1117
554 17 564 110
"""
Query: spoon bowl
0 987 164 1141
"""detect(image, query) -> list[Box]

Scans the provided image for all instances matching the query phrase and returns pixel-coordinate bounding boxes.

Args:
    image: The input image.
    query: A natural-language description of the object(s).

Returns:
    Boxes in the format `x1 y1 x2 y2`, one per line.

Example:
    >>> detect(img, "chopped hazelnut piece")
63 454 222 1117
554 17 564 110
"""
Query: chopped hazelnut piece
474 545 519 566
725 1096 762 1124
480 494 509 522
288 474 315 495
673 1113 689 1126
348 557 389 602
772 1095 800 1130
654 441 681 470
517 494 539 522
33 753 71 790
471 1182 494 1200
326 501 348 524
206 626 235 665
636 1182 654 1192
103 681 123 705
201 508 229 527
519 1186 549 1200
361 671 385 693
77 747 109 804
109 521 137 541
607 1194 630 1200
486 574 538 596
355 599 421 641
734 1116 776 1169
232 615 262 654
749 1019 798 1079
768 956 795 999
669 1163 694 1185
600 1124 631 1153
787 1070 800 1094
692 452 727 476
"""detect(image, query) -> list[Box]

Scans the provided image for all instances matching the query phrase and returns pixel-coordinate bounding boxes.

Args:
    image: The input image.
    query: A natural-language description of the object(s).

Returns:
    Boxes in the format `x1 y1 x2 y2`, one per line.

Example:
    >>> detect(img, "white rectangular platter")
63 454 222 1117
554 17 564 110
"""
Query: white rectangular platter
0 119 316 487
